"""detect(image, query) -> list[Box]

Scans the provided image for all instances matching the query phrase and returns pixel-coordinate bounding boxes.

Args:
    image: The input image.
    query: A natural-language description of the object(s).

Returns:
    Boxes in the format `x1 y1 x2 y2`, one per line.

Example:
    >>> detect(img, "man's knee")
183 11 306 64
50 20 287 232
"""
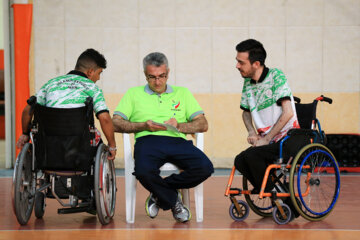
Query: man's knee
234 151 248 171
134 168 159 182
200 159 214 177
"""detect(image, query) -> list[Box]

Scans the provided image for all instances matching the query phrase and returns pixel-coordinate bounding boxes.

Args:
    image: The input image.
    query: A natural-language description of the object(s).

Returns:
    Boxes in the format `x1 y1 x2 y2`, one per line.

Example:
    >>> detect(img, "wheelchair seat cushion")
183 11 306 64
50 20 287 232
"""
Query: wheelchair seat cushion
34 104 94 171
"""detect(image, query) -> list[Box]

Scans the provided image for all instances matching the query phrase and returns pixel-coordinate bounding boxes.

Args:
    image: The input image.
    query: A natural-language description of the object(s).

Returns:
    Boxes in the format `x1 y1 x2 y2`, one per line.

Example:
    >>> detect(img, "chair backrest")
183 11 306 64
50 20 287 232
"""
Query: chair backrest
33 103 94 171
295 101 318 130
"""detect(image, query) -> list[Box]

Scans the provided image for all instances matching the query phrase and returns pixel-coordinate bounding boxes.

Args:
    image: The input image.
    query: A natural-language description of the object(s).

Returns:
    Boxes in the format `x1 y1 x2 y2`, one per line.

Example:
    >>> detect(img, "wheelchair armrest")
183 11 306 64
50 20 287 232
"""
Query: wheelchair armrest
287 128 317 137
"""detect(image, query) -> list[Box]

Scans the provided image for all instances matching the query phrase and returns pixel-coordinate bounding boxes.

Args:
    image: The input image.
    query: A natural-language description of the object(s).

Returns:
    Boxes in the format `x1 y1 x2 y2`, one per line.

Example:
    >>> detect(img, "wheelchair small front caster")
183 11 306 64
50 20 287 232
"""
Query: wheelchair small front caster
272 203 292 225
34 192 46 219
229 200 249 221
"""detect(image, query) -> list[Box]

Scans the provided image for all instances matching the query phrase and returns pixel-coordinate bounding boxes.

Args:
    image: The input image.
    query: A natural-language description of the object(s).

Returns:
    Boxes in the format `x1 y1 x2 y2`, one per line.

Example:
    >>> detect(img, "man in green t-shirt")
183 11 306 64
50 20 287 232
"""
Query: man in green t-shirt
113 52 213 223
234 39 310 219
16 49 116 160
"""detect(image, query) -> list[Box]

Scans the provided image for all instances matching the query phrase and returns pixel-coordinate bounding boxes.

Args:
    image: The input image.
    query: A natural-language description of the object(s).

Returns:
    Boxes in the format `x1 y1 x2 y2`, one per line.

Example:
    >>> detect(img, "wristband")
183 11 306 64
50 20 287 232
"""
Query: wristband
108 146 117 151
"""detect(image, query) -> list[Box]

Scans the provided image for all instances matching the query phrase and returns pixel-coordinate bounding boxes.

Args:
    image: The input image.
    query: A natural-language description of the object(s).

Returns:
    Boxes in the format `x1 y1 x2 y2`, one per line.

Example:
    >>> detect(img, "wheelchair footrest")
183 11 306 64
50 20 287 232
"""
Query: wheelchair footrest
57 206 90 214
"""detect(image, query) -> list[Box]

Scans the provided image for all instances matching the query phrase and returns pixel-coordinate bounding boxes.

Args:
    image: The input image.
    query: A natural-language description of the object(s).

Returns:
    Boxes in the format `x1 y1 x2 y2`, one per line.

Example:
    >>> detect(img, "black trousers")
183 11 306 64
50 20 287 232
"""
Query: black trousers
234 134 310 191
133 135 214 210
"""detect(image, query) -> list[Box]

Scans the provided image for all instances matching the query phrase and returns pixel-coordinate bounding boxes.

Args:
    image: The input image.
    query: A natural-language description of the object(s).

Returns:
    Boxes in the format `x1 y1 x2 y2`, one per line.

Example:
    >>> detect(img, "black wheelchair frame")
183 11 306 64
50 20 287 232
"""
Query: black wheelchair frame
12 98 117 225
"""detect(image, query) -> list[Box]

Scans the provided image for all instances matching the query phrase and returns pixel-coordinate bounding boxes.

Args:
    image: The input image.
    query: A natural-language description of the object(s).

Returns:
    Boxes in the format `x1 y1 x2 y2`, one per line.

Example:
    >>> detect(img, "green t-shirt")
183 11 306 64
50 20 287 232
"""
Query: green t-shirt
240 68 299 143
36 71 109 115
114 84 204 139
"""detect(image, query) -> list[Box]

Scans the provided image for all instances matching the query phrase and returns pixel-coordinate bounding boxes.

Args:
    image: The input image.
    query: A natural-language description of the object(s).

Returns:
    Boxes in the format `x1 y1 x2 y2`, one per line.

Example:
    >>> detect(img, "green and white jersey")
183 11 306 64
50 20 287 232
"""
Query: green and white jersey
114 84 204 140
36 71 109 115
240 68 299 143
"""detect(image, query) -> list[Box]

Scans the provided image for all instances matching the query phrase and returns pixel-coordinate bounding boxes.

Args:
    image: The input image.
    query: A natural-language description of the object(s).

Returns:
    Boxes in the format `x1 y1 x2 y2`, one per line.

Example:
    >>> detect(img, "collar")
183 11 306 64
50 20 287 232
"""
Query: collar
144 84 173 95
67 70 88 79
250 66 269 84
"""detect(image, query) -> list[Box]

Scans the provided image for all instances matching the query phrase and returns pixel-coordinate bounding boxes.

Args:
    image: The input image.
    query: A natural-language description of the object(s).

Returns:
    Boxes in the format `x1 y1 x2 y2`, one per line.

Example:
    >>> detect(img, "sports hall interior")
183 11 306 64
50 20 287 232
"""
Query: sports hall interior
0 0 359 239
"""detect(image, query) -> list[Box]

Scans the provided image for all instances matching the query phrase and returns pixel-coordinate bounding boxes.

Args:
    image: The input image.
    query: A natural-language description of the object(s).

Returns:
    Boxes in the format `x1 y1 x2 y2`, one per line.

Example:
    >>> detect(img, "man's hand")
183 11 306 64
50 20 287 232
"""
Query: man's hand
145 120 167 132
247 133 260 146
108 147 116 161
164 118 178 128
16 134 30 149
253 136 270 147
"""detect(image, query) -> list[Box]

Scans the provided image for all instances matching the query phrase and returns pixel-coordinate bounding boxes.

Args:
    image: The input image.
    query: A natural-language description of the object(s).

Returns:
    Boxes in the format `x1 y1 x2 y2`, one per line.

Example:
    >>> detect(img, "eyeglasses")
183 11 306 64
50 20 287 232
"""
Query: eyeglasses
146 73 168 81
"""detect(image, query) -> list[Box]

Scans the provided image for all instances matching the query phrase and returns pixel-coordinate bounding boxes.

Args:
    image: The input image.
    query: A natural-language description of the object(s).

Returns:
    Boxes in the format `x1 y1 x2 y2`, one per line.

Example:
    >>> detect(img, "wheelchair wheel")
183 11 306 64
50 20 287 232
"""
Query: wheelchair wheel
94 143 117 225
273 203 292 225
243 176 273 217
12 143 35 225
34 192 45 219
289 143 340 221
229 200 249 221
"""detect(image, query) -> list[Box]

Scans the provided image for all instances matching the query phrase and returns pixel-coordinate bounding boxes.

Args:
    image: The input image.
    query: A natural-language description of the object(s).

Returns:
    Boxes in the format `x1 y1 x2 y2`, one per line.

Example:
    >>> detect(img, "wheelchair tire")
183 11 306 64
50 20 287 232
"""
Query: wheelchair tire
13 143 35 225
289 143 340 221
229 200 249 221
34 192 45 219
243 176 273 217
94 143 117 225
273 203 292 225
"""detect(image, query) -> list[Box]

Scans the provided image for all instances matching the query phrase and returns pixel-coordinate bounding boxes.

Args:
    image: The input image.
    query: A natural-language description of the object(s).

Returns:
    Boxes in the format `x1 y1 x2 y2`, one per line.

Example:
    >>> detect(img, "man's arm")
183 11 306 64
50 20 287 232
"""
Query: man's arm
242 110 260 145
97 112 117 160
255 99 294 146
112 115 166 133
164 114 208 134
16 105 33 149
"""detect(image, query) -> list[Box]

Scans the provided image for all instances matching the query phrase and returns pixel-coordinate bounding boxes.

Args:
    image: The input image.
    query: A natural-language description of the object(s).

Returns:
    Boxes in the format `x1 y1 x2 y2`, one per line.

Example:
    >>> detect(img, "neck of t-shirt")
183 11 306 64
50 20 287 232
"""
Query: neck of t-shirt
250 66 269 84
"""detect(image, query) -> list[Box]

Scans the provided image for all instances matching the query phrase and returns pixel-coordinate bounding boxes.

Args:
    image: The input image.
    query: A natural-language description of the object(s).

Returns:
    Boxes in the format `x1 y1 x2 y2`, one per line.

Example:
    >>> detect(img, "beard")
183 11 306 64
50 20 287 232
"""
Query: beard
239 68 256 79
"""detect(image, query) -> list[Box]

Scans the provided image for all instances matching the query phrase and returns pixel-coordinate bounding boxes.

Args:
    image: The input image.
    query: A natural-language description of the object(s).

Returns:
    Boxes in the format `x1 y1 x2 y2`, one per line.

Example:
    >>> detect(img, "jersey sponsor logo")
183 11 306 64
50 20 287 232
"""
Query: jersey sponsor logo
171 100 181 111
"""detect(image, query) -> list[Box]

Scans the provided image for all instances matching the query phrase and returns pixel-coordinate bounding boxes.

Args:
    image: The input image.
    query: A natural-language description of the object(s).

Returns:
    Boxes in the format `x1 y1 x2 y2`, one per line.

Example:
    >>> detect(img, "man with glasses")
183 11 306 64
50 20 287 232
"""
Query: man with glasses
112 52 213 222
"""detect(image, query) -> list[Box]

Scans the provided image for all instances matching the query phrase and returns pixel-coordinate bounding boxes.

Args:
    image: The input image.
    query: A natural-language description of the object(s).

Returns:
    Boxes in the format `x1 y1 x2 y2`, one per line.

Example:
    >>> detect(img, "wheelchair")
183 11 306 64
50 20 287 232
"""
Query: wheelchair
224 95 341 224
12 97 116 225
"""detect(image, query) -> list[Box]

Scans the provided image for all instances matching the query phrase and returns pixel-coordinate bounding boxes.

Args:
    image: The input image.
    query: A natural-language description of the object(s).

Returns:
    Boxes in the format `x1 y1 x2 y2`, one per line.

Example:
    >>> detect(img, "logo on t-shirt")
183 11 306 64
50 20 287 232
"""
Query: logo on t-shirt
171 100 181 111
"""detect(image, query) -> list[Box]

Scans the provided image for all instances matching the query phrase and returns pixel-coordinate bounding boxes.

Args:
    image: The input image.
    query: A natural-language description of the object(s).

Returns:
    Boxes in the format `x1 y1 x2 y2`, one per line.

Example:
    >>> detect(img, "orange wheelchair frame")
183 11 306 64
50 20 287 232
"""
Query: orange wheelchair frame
224 96 341 224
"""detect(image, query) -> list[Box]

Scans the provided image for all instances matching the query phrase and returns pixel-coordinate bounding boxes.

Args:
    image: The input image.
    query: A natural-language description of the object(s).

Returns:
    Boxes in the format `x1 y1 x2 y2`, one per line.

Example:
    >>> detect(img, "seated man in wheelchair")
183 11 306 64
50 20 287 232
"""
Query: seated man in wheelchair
234 39 310 218
13 48 116 225
16 48 116 157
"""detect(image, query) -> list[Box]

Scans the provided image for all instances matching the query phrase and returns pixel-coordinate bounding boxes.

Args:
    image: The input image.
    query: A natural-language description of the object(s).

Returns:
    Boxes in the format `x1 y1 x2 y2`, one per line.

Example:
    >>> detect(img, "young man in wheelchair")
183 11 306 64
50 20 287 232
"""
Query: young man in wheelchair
234 39 310 218
13 49 117 224
16 48 116 159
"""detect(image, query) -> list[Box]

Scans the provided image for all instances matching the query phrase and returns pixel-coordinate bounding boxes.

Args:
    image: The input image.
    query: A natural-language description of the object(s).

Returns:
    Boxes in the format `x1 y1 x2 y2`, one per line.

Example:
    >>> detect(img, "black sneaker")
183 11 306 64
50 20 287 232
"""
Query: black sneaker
145 193 159 218
171 192 191 223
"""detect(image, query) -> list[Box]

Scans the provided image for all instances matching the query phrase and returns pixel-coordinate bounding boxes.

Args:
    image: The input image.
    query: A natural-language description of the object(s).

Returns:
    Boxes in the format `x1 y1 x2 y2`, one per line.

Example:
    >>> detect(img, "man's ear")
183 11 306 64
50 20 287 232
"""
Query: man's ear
252 61 261 69
86 68 95 78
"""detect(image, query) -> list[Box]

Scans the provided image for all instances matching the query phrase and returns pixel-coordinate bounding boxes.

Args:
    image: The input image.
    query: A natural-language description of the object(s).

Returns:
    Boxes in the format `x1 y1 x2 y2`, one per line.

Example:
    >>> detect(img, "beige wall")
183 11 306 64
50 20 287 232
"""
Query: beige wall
32 0 360 168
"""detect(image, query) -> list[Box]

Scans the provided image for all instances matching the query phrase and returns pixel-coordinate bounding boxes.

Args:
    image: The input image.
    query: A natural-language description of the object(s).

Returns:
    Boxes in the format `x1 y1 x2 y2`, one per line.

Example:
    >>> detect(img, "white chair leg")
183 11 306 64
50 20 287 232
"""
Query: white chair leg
194 183 203 222
125 170 136 223
194 133 204 222
124 133 136 224
181 189 190 208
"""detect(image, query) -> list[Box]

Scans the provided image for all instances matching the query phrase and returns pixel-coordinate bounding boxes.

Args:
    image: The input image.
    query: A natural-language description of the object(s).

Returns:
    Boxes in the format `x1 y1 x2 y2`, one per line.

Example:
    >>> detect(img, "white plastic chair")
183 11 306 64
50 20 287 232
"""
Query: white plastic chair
123 133 204 223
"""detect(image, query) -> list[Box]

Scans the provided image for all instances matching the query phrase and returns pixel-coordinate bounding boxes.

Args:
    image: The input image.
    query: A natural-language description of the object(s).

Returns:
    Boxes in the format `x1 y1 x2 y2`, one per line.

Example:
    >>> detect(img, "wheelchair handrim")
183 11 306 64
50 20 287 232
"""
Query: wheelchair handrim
297 149 341 216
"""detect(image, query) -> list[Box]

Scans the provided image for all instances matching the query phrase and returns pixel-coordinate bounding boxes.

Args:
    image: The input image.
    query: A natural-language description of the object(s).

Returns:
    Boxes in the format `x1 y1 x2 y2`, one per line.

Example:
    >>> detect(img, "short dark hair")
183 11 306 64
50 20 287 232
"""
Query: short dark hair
75 48 107 71
236 39 267 65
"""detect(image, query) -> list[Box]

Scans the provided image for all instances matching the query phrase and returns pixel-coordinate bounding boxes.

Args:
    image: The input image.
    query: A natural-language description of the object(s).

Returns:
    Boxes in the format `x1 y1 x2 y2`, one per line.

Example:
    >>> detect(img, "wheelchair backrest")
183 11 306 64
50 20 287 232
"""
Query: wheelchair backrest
33 104 94 171
295 101 318 130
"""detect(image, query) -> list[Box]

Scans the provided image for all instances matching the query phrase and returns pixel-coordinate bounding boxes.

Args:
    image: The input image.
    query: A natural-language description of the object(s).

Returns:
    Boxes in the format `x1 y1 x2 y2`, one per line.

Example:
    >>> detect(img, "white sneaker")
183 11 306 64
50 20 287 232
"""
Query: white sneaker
171 192 191 223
